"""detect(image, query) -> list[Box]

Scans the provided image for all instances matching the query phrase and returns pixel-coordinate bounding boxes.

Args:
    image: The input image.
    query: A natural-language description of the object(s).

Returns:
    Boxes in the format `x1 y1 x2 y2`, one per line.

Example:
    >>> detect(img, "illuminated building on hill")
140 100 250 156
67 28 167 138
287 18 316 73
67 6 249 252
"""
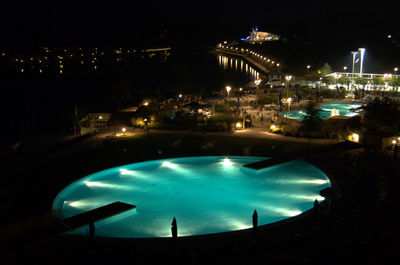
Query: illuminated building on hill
241 27 280 43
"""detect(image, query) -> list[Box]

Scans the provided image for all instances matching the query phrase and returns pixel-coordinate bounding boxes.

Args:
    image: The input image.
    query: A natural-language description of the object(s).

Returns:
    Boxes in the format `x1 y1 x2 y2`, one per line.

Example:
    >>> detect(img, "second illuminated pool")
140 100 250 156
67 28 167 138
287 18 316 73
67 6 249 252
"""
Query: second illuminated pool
281 103 362 120
53 156 330 238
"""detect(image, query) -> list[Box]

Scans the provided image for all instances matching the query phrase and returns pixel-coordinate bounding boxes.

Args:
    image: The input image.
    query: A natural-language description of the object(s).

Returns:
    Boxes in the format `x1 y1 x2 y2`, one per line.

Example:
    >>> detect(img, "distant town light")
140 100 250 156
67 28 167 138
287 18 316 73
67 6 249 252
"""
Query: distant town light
343 66 347 70
388 34 392 38
307 65 311 69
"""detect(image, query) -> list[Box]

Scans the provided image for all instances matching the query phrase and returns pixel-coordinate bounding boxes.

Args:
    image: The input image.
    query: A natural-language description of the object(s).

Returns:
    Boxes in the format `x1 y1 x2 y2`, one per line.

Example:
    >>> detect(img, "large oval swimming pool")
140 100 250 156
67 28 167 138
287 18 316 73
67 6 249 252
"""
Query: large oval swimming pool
53 156 330 238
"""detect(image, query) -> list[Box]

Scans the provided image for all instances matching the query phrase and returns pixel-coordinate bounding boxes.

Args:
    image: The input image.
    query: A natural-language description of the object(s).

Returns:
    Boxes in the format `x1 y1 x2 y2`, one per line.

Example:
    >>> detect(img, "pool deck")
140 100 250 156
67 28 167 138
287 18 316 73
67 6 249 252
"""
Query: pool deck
59 201 136 234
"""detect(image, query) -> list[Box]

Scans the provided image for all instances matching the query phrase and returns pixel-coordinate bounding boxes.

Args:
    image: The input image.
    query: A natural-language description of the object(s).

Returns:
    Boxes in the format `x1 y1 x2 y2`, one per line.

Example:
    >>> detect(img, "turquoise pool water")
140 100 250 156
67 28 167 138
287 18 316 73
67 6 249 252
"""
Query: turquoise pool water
281 103 362 120
53 156 330 238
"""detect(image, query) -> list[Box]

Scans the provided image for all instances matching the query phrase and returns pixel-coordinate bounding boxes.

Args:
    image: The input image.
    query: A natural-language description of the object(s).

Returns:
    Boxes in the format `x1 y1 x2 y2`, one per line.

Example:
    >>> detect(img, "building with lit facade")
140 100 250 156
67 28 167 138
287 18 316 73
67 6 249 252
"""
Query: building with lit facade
241 27 280 43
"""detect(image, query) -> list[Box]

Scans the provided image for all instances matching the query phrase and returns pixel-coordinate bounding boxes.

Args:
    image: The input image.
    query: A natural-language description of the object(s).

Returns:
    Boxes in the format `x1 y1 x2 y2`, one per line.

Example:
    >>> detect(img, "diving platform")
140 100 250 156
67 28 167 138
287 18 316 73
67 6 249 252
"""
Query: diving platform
242 156 299 173
59 201 136 234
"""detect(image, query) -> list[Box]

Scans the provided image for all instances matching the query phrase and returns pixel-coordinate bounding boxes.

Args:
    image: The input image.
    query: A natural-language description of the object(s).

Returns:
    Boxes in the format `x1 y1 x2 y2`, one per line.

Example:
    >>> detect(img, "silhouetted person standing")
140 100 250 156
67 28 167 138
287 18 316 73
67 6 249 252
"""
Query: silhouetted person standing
252 209 258 228
171 217 177 241
89 221 95 241
313 199 320 225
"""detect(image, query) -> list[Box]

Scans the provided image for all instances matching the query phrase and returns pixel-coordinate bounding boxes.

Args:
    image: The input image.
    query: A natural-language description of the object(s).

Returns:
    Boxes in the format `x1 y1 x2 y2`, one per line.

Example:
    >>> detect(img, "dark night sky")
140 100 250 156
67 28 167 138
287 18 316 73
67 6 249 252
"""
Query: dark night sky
1 1 398 45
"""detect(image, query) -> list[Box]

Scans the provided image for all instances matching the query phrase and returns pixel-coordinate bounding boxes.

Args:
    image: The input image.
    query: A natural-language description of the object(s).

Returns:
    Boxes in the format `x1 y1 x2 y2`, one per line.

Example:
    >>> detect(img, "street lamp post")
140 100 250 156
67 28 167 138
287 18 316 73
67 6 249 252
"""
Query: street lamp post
351 51 358 79
285 75 292 97
287 97 292 116
226 86 231 103
359 48 365 77
394 67 398 75
254 79 261 98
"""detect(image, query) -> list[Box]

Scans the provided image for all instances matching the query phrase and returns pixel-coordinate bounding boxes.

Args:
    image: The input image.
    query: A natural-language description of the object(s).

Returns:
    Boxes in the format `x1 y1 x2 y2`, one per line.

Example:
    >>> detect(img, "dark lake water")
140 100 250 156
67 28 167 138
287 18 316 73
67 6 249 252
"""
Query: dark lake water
1 49 260 142
167 51 260 93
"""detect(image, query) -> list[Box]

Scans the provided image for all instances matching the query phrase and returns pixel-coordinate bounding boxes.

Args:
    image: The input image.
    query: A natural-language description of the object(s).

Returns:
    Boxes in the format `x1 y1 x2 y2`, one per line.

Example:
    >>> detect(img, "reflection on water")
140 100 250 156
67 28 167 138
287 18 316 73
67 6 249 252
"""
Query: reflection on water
218 55 259 81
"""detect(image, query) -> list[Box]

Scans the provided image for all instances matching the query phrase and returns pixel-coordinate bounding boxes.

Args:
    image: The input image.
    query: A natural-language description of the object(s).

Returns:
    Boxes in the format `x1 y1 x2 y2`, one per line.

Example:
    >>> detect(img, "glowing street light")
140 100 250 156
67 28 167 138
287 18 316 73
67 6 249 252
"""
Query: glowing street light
122 127 126 136
254 79 261 97
359 48 365 76
394 67 398 74
285 75 292 96
343 66 347 71
226 86 232 102
287 97 292 116
307 65 311 69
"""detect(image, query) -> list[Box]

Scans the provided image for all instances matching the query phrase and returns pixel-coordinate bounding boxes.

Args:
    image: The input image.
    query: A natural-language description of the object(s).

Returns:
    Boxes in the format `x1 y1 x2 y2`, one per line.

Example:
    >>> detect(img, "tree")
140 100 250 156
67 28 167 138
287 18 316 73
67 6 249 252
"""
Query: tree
338 76 351 86
361 97 400 128
389 77 400 91
322 76 335 85
320 63 332 76
372 76 385 89
299 101 323 138
354 77 369 88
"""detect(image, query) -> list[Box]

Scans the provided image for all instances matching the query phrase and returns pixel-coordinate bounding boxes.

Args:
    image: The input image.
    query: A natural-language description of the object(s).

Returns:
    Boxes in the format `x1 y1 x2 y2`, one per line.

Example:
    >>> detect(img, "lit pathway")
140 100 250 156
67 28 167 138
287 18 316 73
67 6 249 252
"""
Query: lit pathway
214 48 271 75
226 127 340 144
124 126 340 145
